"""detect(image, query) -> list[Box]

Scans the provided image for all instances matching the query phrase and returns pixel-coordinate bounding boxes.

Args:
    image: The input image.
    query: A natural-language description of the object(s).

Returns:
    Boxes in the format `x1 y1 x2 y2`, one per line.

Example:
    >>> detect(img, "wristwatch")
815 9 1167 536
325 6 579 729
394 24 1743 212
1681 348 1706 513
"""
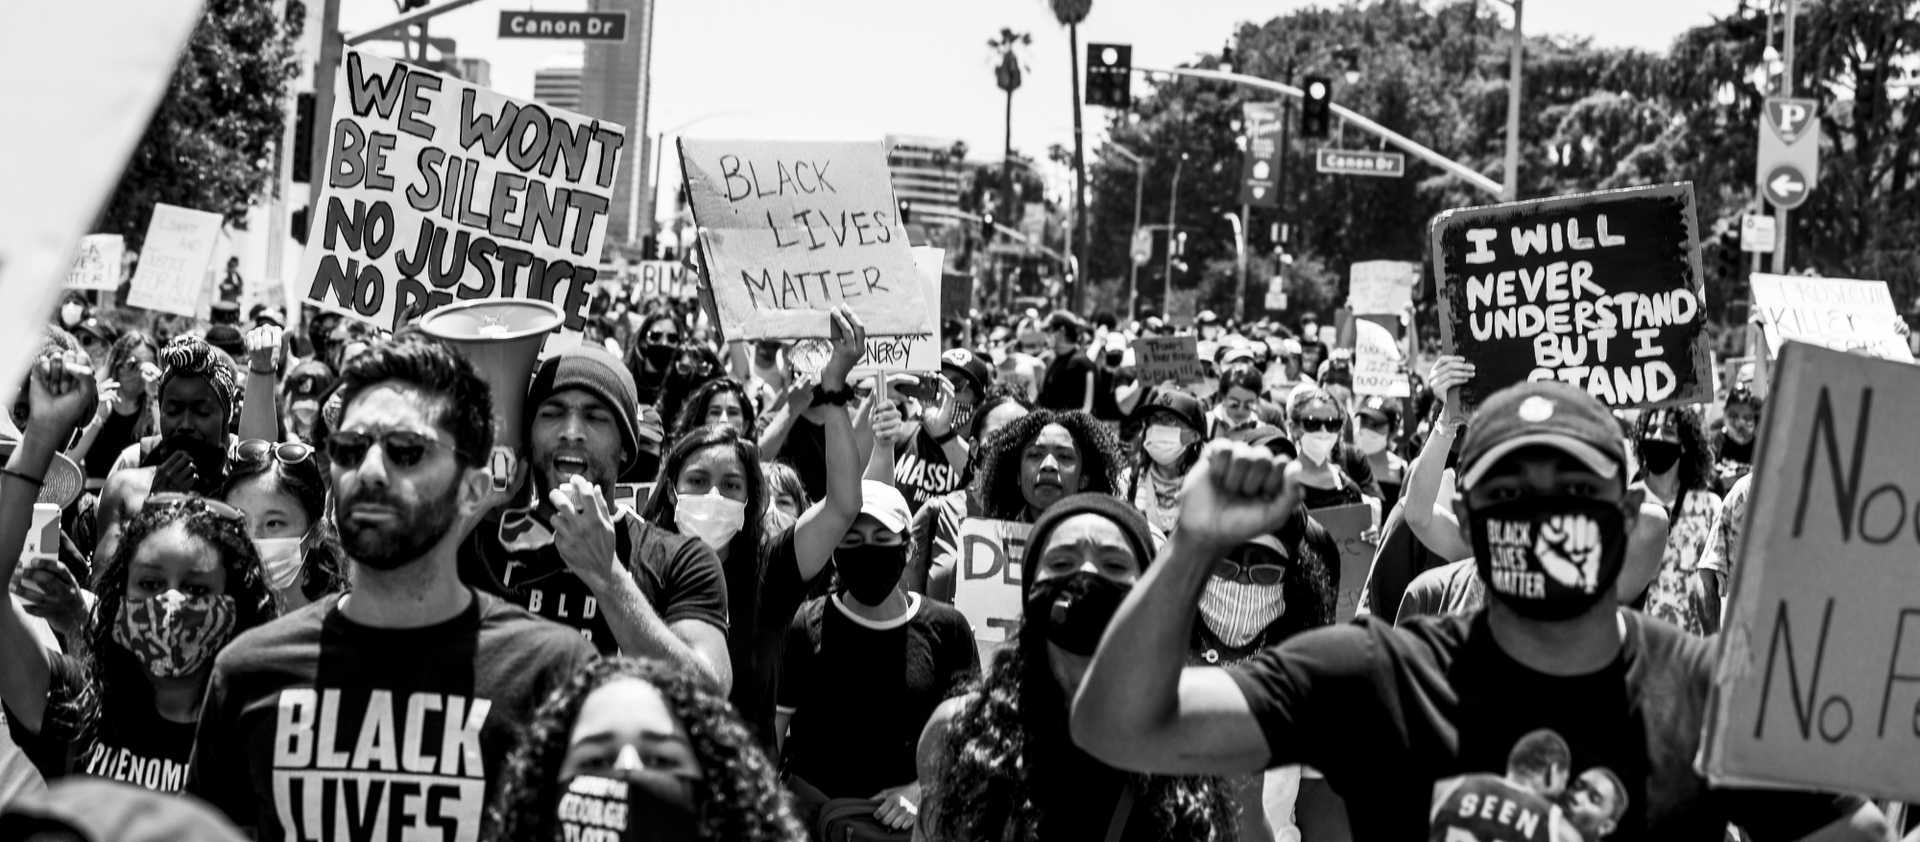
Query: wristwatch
929 426 960 445
811 383 856 407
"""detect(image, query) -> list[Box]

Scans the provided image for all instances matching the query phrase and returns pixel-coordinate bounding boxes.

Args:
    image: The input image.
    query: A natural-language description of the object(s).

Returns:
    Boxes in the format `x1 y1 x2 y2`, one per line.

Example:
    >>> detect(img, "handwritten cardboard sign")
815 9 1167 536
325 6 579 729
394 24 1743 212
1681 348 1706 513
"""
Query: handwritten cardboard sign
679 138 930 340
300 50 624 343
955 518 1031 662
1348 259 1417 316
67 235 126 291
1748 273 1912 363
790 246 942 376
1704 342 1920 801
1430 183 1711 410
625 260 696 303
1311 503 1377 623
1134 335 1205 386
1353 318 1411 398
128 204 223 317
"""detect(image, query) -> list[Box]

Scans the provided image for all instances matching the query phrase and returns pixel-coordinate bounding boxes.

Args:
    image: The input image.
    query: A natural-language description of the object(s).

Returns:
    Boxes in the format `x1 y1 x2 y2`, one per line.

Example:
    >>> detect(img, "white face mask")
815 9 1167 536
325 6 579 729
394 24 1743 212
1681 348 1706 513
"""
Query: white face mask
60 303 84 327
1142 425 1188 467
253 536 304 591
674 490 747 550
1298 431 1339 465
1354 428 1389 456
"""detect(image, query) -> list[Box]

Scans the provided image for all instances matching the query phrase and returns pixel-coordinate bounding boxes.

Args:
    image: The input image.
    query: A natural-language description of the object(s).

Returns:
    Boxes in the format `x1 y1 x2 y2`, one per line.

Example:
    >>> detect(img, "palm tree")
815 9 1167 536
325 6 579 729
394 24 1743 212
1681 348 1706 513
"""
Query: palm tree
989 28 1031 226
1048 0 1092 310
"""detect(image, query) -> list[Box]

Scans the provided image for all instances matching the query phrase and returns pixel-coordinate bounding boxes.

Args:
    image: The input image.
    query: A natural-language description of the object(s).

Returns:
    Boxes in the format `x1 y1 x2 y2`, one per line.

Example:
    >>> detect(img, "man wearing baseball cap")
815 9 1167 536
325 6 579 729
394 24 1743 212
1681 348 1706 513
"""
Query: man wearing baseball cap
1072 380 1886 839
776 480 979 831
458 344 731 689
888 349 994 512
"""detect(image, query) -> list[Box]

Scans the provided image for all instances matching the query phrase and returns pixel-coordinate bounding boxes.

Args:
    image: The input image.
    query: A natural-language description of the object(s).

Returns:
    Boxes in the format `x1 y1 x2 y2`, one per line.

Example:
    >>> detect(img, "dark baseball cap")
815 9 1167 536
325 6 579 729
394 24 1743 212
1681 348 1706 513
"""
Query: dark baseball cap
1355 395 1395 425
1457 381 1629 489
1141 388 1204 434
941 348 993 394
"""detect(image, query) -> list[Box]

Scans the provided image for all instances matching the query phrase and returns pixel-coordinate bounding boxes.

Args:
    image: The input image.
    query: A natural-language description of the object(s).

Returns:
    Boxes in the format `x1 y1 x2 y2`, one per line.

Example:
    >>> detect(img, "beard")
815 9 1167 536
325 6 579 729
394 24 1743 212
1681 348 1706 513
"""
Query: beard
335 478 463 571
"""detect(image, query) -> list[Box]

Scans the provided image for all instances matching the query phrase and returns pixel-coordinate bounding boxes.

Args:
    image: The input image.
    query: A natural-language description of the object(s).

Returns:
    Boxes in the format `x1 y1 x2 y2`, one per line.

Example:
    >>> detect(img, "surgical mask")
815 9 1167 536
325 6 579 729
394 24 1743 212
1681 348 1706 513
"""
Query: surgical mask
1468 496 1628 622
674 490 746 550
113 592 238 678
559 773 699 842
1142 425 1188 467
1199 577 1287 647
1024 571 1130 656
834 543 907 605
1298 431 1339 465
60 303 84 327
1638 441 1681 475
253 536 305 591
1354 428 1390 456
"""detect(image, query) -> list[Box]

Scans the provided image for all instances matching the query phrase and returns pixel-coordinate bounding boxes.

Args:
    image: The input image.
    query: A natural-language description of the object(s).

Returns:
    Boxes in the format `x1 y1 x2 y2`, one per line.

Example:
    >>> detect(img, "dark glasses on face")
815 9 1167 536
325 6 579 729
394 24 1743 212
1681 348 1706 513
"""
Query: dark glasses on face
234 439 314 470
647 330 679 342
325 431 443 469
1295 417 1341 433
1213 557 1288 586
143 492 248 524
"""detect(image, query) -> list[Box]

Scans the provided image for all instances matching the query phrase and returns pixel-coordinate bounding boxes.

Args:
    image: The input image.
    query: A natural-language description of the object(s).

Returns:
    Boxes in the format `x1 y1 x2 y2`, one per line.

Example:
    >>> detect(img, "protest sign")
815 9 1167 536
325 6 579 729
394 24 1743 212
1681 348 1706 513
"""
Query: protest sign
626 260 696 303
128 204 224 317
1430 183 1711 409
0 0 202 412
67 235 126 291
300 50 624 345
1353 318 1411 398
1134 335 1205 385
790 246 942 376
1310 503 1377 623
955 518 1031 663
1748 273 1912 362
679 138 930 340
1704 342 1920 801
1348 259 1417 316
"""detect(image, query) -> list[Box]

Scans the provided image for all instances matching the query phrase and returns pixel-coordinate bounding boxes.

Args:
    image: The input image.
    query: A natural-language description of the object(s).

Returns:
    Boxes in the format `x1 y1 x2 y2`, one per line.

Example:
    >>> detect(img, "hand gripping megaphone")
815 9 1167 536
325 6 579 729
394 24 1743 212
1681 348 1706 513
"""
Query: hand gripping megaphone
416 300 565 499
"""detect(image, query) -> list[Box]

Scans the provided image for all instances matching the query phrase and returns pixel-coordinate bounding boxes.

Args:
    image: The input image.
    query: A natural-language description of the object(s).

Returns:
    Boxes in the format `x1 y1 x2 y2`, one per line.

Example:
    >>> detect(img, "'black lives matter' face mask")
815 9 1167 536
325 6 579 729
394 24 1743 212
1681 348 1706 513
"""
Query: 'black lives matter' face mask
1468 496 1627 621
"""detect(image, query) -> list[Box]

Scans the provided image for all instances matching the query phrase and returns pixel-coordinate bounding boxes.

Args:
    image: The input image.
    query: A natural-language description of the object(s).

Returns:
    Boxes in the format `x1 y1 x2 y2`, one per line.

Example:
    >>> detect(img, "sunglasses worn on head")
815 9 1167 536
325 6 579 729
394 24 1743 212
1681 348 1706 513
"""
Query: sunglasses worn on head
143 492 248 524
1295 417 1341 433
325 431 446 469
234 439 314 471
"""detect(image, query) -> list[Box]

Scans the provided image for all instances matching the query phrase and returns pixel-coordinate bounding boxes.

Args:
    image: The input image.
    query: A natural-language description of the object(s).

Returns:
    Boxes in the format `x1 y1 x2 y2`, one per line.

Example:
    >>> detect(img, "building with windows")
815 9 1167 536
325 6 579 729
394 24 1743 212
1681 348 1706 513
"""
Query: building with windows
533 65 583 112
884 135 966 230
579 0 658 248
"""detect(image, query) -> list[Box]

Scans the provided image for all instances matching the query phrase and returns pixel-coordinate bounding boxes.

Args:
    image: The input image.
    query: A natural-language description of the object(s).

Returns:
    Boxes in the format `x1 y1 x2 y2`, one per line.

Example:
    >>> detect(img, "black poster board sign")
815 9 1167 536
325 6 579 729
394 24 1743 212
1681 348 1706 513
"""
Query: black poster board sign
1429 183 1710 409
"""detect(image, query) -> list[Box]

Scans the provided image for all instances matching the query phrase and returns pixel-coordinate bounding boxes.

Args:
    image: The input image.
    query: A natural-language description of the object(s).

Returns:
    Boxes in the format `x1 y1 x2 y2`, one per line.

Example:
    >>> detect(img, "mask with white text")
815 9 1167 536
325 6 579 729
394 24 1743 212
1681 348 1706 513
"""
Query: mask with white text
1468 496 1627 621
674 490 747 550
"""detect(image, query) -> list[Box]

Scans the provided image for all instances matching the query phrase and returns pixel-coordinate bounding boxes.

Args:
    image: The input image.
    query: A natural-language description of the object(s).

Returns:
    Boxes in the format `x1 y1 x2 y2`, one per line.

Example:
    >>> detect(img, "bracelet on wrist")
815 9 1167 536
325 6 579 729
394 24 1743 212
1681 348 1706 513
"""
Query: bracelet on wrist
1 468 44 487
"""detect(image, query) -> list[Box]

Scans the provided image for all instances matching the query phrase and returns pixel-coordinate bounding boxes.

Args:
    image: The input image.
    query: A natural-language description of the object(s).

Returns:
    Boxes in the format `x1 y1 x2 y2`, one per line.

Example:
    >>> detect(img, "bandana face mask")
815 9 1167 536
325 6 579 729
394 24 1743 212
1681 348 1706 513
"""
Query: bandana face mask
1467 496 1628 621
113 591 239 678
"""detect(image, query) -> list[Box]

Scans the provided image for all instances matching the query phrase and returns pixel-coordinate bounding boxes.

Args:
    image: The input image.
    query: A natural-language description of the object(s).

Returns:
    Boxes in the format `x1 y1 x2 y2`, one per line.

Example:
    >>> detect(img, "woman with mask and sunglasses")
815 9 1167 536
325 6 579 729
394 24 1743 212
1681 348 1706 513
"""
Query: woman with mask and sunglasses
1285 388 1380 512
1630 407 1722 635
628 313 684 409
916 493 1235 841
0 351 275 793
641 306 867 751
1127 390 1206 534
483 657 807 842
217 439 344 612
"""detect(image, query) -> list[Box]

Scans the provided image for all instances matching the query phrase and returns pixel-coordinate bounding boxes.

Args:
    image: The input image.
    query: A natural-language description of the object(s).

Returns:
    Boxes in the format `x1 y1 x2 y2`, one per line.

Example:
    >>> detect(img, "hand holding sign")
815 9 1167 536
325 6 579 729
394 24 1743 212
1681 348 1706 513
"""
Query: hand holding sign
1174 441 1300 556
1427 355 1476 426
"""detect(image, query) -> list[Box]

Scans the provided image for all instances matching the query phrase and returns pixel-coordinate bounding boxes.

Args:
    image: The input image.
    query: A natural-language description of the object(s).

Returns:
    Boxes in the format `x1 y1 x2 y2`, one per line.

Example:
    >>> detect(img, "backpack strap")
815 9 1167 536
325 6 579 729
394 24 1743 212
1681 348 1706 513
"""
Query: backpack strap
1104 782 1137 842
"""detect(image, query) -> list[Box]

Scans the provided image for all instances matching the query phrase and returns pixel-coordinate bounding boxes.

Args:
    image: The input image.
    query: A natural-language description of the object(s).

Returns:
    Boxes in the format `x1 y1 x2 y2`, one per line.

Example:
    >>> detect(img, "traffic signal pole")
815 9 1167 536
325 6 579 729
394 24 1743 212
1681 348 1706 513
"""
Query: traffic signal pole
1772 0 1796 274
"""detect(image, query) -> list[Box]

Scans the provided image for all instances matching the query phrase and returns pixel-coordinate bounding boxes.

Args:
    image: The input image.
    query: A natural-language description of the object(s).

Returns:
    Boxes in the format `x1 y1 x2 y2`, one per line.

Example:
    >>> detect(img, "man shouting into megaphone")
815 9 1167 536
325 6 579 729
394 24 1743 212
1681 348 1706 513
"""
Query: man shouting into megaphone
457 344 732 690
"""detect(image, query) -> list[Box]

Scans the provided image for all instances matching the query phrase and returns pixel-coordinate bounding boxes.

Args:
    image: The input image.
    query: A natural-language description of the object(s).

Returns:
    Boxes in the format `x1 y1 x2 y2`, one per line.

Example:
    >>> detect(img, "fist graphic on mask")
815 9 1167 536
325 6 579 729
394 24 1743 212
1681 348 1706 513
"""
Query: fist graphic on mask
1534 514 1601 592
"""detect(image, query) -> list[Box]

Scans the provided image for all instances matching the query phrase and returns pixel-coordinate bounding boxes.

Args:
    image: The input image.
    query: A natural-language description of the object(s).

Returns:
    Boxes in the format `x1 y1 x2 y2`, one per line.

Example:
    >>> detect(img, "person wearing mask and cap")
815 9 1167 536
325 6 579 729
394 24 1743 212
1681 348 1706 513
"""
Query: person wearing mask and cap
1354 396 1408 509
776 481 978 833
890 349 993 512
462 345 732 688
916 493 1235 841
1074 387 1888 841
95 336 242 558
1037 312 1097 413
1128 389 1206 533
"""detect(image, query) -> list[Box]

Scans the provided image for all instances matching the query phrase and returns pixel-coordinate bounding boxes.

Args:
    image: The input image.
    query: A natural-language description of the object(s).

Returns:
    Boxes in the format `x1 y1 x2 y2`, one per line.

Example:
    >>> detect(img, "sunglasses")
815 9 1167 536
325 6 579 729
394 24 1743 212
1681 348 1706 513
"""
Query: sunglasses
325 430 446 470
1213 557 1288 586
234 439 315 471
1295 417 1341 433
143 492 248 524
646 330 680 343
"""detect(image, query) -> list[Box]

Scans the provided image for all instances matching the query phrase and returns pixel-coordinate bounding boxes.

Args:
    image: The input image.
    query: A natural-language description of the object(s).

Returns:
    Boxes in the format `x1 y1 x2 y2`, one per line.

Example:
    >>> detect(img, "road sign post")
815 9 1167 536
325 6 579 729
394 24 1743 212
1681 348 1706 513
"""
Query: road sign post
497 10 629 41
1315 148 1406 178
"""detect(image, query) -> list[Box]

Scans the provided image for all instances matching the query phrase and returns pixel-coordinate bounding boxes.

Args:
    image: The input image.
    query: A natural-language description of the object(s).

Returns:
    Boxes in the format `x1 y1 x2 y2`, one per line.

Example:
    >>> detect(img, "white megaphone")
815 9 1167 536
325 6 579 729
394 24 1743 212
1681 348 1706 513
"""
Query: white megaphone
416 300 565 500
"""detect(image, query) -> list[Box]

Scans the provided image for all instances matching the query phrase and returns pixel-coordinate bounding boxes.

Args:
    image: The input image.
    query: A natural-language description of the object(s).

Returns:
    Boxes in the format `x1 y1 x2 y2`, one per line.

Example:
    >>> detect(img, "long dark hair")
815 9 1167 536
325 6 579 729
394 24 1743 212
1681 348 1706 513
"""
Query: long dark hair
1633 406 1712 495
642 424 768 565
80 498 276 744
483 657 807 842
969 410 1122 521
218 455 347 600
673 378 757 442
1275 506 1339 638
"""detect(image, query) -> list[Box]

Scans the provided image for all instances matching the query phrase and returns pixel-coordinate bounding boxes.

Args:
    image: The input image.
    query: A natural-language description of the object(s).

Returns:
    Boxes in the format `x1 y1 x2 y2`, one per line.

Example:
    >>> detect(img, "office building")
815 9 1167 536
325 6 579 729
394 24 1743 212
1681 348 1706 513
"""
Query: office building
448 57 492 88
884 135 965 230
534 65 583 112
579 0 657 249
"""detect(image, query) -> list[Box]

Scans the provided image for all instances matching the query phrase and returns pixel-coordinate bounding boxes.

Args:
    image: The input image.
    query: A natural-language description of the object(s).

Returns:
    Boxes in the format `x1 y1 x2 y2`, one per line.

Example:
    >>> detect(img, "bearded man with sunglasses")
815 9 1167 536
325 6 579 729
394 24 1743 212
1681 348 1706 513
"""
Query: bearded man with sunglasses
188 333 596 842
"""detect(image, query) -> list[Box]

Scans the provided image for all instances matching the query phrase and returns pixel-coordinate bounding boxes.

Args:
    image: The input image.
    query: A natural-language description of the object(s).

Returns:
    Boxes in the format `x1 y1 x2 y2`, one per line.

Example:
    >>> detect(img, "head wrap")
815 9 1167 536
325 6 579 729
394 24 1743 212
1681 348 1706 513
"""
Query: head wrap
158 335 238 418
1018 492 1156 601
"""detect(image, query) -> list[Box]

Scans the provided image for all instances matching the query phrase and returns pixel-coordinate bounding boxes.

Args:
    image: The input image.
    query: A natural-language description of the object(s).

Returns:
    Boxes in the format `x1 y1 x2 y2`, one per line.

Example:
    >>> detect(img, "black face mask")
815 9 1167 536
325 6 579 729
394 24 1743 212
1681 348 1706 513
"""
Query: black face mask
1638 441 1681 475
835 544 907 605
1468 496 1628 622
1024 571 1131 656
558 773 700 842
640 343 676 373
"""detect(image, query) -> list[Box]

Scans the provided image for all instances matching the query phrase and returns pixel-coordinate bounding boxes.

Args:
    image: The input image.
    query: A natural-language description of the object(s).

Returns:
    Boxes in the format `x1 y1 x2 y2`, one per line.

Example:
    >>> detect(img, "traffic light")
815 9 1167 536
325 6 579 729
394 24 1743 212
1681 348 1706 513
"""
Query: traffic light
291 206 310 246
291 92 315 184
1085 43 1133 108
1301 75 1332 138
899 199 912 226
981 212 995 242
397 0 430 10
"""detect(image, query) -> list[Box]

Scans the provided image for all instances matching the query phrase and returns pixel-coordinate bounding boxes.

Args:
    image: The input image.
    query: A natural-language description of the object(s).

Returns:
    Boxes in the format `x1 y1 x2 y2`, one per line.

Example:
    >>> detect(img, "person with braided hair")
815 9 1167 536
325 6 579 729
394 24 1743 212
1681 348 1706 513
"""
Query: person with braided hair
94 334 243 560
483 657 807 842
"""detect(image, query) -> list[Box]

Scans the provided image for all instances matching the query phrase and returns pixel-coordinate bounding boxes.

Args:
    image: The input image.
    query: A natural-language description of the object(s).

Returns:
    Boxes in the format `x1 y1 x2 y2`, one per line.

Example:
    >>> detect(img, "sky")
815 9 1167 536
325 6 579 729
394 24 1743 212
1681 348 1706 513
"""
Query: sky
336 0 1738 225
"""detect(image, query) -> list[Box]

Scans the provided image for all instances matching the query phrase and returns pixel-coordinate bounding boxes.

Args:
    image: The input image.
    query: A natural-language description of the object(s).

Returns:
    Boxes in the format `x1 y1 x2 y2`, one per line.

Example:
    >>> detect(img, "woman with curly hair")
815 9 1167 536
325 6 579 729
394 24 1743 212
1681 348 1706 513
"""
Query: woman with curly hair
483 657 807 842
674 378 756 441
0 351 274 793
904 386 1033 601
217 438 345 612
970 409 1123 522
1631 406 1722 635
916 493 1237 841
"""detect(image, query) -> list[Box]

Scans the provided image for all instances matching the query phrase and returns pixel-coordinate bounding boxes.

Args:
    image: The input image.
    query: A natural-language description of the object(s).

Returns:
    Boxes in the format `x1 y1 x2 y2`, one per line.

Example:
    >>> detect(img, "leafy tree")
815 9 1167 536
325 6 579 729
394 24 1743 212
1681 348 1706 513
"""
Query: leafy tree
100 0 303 247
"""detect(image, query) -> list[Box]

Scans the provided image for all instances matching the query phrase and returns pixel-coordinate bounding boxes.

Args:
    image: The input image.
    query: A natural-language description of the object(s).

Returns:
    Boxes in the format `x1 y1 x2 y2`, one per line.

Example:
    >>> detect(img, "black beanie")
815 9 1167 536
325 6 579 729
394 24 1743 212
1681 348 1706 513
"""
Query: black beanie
525 345 641 474
1019 492 1156 601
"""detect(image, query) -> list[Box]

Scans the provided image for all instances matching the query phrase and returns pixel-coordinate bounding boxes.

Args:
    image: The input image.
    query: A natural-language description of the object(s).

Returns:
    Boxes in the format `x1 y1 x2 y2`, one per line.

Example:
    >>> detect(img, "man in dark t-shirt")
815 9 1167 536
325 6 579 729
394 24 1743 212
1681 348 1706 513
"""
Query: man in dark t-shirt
1037 311 1097 412
459 345 730 688
1074 381 1883 840
187 335 597 842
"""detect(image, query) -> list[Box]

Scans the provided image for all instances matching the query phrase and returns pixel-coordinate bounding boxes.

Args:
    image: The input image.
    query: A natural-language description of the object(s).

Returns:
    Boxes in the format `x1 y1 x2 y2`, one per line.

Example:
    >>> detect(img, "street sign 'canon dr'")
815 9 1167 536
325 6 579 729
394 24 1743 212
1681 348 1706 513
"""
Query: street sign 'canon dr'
1757 97 1819 211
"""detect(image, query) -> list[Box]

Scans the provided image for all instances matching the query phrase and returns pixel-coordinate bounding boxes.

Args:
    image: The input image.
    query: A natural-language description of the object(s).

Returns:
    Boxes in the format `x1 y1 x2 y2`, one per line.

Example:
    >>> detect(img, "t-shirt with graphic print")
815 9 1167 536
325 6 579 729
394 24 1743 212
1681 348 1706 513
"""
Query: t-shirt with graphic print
5 653 194 793
1227 610 1861 840
459 505 729 653
185 590 596 842
1639 488 1721 636
892 428 965 512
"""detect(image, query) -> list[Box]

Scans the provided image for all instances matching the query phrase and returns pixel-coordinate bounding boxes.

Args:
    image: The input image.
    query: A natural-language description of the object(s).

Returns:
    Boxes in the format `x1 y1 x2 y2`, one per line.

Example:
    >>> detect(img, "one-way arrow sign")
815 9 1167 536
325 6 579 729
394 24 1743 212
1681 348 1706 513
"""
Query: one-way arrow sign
1764 164 1810 210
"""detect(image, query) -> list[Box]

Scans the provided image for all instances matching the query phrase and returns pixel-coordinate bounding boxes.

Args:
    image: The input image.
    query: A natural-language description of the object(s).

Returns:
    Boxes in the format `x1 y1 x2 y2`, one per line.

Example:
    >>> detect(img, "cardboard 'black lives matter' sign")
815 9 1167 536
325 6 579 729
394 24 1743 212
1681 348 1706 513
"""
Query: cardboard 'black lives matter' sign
1430 183 1710 409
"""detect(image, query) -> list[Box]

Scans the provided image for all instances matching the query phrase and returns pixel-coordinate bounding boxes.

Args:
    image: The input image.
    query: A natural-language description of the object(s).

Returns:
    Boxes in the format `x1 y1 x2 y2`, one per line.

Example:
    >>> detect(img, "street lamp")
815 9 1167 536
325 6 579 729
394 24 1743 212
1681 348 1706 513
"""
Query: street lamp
1223 211 1247 322
1163 153 1188 308
1108 144 1148 320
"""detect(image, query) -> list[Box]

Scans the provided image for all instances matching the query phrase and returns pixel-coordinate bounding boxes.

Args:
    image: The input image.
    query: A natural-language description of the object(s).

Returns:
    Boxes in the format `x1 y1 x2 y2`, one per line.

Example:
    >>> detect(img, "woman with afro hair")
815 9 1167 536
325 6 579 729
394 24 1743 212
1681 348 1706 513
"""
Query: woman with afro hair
967 409 1124 522
483 657 806 842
